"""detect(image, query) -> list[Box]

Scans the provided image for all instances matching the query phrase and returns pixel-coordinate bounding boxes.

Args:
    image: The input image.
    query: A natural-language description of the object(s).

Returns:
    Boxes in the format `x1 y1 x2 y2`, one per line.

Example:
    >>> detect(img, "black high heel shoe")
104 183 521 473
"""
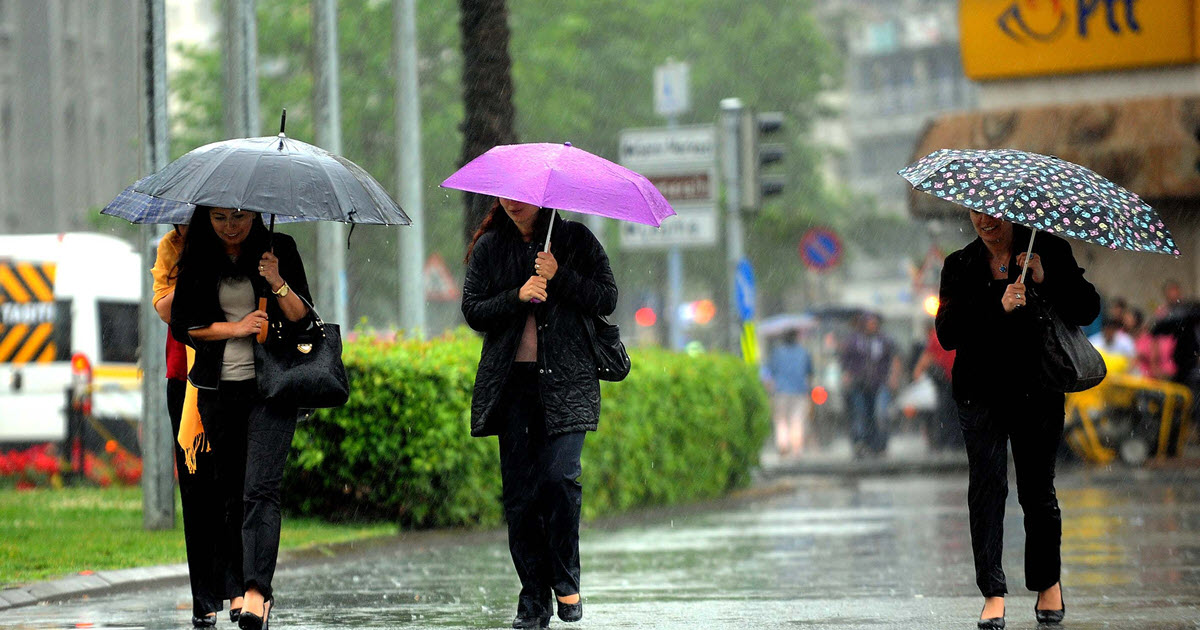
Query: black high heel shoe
978 603 1005 630
556 595 582 623
230 608 242 623
510 614 549 629
191 613 217 628
238 598 273 630
1035 585 1065 624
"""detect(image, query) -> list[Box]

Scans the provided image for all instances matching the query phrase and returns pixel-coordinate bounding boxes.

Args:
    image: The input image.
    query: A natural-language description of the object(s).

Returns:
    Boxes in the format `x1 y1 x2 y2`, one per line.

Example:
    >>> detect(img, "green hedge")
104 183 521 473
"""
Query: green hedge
282 329 769 529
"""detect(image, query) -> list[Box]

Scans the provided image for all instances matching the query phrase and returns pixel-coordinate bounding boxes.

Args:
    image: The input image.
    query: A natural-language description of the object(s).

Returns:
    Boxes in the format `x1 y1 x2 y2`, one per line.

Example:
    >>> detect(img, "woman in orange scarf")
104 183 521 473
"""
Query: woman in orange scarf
153 226 236 628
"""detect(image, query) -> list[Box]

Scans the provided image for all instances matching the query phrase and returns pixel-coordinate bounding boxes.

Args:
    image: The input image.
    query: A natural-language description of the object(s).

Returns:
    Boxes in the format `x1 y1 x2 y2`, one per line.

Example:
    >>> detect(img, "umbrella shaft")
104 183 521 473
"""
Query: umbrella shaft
1019 229 1036 284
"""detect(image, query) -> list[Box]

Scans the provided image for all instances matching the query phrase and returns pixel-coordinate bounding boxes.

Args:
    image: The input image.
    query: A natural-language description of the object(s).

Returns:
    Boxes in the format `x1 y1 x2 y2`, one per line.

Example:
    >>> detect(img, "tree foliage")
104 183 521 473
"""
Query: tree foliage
168 0 850 332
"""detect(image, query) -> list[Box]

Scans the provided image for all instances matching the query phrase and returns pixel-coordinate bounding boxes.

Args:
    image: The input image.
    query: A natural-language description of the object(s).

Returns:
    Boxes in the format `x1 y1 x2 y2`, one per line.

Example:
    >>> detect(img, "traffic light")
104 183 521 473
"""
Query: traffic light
739 110 786 210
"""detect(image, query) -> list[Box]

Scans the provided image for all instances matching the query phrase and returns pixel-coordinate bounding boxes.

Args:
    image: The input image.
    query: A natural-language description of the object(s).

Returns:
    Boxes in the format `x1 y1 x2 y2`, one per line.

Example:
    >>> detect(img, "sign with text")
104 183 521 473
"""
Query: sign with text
960 0 1199 80
618 125 717 250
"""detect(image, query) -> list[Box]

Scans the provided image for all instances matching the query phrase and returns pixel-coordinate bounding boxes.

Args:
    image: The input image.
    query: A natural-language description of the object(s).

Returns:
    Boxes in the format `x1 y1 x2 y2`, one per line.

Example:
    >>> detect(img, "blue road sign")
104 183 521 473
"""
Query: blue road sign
735 258 756 322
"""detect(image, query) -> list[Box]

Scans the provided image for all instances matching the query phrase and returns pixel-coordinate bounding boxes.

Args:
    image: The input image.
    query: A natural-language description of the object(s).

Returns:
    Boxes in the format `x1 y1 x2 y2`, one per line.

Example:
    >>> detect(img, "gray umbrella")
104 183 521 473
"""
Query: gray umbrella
134 114 409 226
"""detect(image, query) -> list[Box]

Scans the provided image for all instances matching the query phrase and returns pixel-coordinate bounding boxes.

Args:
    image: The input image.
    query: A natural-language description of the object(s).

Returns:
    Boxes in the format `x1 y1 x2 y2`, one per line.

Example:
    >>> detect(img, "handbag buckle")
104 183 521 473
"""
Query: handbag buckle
297 343 313 354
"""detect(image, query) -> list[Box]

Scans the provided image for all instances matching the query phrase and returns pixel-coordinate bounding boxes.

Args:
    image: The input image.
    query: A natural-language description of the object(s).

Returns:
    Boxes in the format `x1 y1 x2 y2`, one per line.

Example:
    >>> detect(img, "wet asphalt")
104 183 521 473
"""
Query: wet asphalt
3 467 1198 629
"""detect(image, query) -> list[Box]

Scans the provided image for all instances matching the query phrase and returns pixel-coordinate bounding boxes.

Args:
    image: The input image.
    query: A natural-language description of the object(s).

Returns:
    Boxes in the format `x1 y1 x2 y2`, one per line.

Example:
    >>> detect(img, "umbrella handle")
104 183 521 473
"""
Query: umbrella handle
256 297 269 344
530 210 557 304
1018 229 1037 285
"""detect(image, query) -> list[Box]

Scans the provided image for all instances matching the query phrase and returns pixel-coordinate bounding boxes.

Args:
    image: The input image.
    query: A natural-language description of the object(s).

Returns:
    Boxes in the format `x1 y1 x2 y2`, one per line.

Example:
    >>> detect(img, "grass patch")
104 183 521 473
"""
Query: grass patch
0 486 395 588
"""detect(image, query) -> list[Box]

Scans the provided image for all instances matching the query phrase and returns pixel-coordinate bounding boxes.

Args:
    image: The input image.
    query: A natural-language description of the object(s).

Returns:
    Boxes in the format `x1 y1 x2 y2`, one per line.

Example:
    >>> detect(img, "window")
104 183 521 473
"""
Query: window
51 299 72 361
98 301 138 363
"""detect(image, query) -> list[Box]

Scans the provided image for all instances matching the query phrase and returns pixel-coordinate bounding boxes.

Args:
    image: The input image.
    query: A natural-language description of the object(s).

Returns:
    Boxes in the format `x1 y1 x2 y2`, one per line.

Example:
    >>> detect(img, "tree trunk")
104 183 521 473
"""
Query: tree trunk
458 0 516 245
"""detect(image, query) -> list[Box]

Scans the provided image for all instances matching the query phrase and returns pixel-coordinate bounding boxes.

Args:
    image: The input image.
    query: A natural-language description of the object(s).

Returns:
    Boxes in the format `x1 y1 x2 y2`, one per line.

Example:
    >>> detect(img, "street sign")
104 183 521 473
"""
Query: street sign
619 207 717 248
618 125 717 250
734 258 756 322
423 253 460 302
654 60 690 117
798 227 842 272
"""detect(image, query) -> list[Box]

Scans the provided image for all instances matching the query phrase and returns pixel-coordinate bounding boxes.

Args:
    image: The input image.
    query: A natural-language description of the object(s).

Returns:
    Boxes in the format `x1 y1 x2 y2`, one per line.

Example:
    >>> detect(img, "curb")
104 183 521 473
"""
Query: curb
758 454 970 479
1 564 190 611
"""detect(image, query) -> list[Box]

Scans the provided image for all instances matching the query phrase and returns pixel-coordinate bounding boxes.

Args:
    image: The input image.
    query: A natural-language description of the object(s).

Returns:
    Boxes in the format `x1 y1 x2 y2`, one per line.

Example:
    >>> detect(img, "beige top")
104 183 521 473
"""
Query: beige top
514 312 538 363
219 276 256 381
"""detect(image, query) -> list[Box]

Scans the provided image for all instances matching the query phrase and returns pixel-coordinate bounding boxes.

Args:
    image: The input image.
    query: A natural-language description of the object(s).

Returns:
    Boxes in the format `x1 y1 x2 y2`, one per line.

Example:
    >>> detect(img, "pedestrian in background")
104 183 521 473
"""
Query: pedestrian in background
462 199 617 628
936 211 1099 628
911 324 959 451
1127 308 1174 379
839 313 900 456
763 329 813 456
171 207 312 630
152 225 227 628
1088 316 1136 360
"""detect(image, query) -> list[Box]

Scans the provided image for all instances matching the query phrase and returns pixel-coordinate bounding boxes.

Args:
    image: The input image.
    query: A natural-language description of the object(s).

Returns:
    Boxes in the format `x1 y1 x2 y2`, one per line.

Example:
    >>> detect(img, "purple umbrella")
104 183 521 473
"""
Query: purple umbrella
441 142 676 249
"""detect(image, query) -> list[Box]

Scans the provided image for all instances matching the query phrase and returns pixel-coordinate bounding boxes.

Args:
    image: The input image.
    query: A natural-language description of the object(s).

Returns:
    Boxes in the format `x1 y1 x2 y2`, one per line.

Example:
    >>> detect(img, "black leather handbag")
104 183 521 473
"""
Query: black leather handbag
583 315 631 382
254 297 349 409
1028 288 1106 393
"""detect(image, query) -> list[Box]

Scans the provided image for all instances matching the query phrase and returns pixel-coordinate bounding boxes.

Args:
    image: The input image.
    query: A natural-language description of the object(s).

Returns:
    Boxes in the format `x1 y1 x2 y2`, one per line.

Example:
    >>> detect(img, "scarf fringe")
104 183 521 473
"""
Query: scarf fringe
181 430 211 474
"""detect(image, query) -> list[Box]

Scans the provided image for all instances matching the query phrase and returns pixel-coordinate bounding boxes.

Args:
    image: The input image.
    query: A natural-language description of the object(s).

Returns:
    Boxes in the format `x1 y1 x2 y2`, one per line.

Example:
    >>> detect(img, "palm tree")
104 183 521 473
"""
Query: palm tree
458 0 517 245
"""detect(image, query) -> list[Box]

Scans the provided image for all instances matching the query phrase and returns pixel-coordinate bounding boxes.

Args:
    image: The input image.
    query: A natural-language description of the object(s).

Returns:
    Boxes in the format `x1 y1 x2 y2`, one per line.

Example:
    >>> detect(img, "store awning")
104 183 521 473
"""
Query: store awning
908 95 1200 218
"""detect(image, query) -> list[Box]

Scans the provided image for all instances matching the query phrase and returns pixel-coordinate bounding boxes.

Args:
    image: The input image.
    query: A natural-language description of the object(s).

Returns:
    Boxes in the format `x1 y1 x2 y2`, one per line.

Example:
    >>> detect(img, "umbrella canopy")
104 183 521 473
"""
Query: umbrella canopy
899 148 1179 256
102 177 308 225
440 142 676 227
758 313 817 338
133 134 410 226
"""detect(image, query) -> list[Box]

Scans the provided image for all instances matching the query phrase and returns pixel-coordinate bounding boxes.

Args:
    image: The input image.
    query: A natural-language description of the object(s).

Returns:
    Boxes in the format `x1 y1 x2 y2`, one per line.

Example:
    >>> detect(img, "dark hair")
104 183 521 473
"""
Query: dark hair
1102 316 1123 329
176 205 271 281
1129 308 1144 328
464 200 506 263
463 200 550 262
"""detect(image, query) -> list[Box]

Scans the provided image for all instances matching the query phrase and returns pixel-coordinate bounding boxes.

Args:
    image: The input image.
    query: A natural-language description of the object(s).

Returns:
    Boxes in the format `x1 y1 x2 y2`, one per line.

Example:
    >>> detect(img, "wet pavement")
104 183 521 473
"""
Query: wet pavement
3 468 1199 629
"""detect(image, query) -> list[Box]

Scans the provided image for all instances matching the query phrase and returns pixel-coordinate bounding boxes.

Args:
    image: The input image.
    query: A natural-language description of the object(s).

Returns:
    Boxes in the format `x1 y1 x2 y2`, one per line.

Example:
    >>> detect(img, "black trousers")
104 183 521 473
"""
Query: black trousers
168 379 223 617
957 390 1065 597
497 364 586 619
197 379 297 602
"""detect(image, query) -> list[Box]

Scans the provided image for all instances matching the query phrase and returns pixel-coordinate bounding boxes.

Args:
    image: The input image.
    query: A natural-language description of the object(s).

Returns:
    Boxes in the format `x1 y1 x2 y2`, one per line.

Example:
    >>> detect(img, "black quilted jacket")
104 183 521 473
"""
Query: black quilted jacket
462 212 617 437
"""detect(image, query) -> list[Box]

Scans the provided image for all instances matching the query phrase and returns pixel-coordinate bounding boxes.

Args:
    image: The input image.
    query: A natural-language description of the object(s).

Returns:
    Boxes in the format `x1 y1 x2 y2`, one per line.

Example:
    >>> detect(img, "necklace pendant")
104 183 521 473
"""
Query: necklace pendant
999 264 1007 273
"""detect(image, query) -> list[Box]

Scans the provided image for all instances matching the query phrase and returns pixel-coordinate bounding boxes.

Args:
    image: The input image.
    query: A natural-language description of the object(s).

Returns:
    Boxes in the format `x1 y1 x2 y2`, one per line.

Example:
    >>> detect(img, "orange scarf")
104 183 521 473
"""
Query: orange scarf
152 231 209 473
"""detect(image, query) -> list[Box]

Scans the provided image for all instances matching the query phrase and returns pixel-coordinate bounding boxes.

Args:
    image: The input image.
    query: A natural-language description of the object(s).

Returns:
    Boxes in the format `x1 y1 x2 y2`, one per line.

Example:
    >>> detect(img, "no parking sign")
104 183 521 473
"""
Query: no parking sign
798 227 842 272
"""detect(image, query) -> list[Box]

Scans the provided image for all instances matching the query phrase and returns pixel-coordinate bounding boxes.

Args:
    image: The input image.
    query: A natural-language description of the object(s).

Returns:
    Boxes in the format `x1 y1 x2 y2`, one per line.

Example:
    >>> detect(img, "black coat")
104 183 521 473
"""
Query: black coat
935 225 1100 404
170 233 312 390
462 213 617 437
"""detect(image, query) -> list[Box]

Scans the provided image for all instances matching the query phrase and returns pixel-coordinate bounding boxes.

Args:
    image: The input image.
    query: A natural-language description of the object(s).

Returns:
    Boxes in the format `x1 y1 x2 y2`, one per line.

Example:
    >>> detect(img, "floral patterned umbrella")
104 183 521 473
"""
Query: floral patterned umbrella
899 149 1179 258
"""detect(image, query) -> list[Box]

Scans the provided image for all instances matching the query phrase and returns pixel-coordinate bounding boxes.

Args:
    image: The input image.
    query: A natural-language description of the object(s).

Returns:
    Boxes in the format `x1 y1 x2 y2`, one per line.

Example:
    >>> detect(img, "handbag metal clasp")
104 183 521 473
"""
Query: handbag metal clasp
297 343 313 354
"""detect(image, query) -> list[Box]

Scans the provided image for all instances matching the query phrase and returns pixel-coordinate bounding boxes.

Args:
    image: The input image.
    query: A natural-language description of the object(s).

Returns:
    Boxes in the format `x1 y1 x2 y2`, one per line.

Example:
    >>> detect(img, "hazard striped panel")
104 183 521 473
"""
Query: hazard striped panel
0 261 58 364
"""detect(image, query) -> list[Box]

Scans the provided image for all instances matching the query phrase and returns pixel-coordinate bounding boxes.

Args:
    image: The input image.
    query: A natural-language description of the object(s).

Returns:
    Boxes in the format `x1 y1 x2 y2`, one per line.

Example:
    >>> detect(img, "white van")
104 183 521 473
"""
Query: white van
0 232 142 445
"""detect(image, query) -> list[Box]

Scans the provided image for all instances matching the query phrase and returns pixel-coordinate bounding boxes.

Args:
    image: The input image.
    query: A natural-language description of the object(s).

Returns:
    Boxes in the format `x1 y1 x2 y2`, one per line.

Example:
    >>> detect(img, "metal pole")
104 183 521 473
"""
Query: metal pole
395 0 426 334
140 0 173 531
665 115 684 351
222 0 259 138
720 98 744 353
313 0 347 325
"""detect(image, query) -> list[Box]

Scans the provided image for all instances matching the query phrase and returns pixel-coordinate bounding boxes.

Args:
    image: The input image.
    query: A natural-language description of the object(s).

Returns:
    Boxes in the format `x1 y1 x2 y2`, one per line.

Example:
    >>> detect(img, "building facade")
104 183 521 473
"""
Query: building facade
814 0 977 216
0 1 145 235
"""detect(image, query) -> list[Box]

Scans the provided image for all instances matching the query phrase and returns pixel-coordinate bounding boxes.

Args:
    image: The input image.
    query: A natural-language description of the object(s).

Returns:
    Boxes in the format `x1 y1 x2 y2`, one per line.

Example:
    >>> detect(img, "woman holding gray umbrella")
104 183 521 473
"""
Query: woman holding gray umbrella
171 206 312 630
462 198 617 628
936 211 1099 628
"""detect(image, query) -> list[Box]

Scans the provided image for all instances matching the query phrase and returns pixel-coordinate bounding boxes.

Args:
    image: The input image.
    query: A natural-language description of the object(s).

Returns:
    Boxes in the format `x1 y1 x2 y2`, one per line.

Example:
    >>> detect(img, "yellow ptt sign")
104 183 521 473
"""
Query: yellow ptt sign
0 261 58 364
960 0 1200 80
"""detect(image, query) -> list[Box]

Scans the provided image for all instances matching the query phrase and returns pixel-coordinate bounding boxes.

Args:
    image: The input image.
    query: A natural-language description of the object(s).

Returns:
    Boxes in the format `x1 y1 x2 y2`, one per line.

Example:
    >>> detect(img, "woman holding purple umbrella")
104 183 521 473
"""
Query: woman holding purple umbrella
936 211 1099 629
462 198 616 628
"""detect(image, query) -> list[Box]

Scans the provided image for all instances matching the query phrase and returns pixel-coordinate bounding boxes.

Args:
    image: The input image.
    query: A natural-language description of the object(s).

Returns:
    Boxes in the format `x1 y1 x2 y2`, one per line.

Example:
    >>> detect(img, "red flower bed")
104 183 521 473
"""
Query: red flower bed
0 443 142 489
